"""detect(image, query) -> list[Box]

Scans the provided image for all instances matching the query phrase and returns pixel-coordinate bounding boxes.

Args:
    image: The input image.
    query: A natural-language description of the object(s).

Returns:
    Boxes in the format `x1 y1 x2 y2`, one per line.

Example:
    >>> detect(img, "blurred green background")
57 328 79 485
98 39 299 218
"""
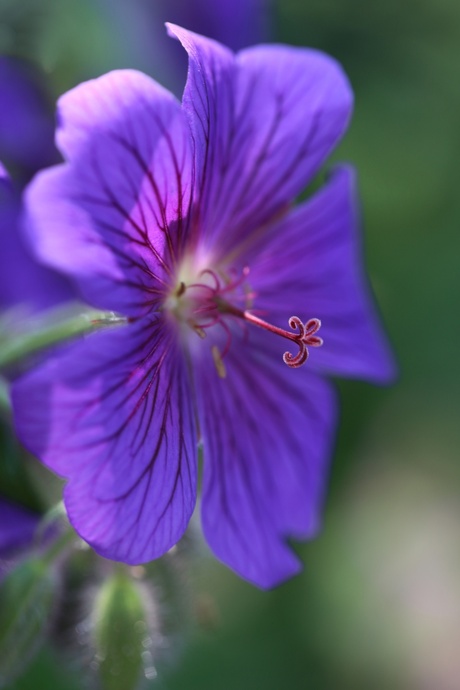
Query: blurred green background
1 0 459 688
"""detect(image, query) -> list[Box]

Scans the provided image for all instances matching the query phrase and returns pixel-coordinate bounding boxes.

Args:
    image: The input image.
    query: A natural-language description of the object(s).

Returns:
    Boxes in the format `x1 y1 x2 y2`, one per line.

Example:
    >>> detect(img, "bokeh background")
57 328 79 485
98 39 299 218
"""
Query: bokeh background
1 0 459 688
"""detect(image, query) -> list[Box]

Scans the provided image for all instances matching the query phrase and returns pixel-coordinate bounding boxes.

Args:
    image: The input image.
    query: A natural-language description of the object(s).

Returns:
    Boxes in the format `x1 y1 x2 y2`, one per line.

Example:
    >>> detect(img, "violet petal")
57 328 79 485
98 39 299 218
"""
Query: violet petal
0 163 74 312
0 498 39 558
168 23 353 259
246 165 397 383
194 327 337 588
0 58 58 179
12 317 197 564
23 70 193 317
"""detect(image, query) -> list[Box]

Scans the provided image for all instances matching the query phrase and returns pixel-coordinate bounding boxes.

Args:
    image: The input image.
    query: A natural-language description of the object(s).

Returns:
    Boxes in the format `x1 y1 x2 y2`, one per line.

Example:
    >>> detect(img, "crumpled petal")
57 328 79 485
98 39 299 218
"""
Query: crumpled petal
0 498 39 558
24 70 193 317
11 317 197 564
193 327 337 588
246 165 396 383
167 23 353 259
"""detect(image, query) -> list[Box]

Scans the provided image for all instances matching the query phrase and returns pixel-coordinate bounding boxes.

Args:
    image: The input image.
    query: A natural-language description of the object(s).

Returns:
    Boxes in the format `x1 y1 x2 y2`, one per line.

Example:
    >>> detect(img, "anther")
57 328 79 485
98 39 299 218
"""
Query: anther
212 345 227 378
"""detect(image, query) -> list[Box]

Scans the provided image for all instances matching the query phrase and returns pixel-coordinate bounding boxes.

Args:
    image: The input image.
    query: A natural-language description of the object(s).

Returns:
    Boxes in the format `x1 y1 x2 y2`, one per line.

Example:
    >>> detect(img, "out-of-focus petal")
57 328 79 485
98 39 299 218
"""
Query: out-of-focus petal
0 163 11 187
0 58 58 179
24 70 193 317
98 0 270 96
11 317 197 564
167 24 352 259
0 498 39 558
165 0 270 51
0 163 74 312
247 165 396 383
193 327 337 588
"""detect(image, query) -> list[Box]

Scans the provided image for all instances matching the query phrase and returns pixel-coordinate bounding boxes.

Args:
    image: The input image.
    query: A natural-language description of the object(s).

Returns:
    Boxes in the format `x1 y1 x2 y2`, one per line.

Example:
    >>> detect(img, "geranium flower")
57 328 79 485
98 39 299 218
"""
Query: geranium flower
0 57 59 181
0 58 74 312
0 497 39 560
102 0 269 94
0 163 73 312
12 25 394 588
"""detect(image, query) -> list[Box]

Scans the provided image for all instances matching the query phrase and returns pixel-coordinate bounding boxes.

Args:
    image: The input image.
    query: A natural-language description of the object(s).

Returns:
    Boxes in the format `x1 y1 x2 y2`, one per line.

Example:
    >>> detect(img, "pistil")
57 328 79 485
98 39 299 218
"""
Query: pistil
244 313 323 368
217 300 323 368
170 267 323 370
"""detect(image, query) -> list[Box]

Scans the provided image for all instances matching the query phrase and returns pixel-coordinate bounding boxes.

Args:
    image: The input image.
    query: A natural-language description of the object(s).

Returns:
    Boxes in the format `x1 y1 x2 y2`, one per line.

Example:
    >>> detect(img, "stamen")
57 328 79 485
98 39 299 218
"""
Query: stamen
169 264 322 370
176 281 186 297
198 268 220 292
192 324 206 339
212 345 227 378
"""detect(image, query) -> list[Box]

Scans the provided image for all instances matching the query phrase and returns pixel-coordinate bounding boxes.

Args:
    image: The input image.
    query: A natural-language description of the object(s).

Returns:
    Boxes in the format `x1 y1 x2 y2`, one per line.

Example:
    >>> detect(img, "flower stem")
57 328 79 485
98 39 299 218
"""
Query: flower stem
41 525 77 565
0 307 126 370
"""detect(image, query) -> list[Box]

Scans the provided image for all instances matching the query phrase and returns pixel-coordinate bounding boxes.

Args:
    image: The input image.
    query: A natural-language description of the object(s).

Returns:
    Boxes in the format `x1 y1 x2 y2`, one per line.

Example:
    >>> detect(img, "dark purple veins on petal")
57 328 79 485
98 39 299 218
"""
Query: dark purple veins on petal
25 70 193 317
12 316 197 564
168 25 353 260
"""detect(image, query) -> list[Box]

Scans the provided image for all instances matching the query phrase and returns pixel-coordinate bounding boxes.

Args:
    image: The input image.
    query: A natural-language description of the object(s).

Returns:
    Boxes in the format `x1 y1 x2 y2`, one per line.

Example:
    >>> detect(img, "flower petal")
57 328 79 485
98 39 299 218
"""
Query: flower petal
0 164 74 312
167 24 352 258
0 498 39 558
0 162 11 187
0 57 58 177
11 318 197 564
247 165 396 383
165 0 269 52
24 70 193 316
193 328 337 588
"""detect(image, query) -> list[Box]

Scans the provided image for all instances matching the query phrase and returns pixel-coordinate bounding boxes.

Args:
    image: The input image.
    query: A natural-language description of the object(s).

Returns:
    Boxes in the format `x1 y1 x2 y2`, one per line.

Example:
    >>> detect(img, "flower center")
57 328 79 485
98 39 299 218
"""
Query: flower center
165 266 323 376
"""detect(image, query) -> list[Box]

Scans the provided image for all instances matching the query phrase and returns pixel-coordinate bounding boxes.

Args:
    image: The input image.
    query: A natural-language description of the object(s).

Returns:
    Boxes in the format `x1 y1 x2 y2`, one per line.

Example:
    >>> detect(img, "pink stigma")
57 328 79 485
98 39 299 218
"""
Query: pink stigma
242 313 323 368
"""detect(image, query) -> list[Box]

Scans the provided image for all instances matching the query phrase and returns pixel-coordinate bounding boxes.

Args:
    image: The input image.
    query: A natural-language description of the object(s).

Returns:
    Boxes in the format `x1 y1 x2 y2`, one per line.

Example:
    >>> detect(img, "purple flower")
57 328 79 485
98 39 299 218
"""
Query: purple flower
0 497 39 559
0 58 59 182
101 0 270 93
12 26 395 588
0 58 75 312
163 0 270 50
0 163 74 312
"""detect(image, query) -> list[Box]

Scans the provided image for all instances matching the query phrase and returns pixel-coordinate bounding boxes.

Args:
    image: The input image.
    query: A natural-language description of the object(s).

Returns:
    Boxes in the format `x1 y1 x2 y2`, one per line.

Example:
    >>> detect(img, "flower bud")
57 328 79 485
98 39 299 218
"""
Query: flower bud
91 567 159 690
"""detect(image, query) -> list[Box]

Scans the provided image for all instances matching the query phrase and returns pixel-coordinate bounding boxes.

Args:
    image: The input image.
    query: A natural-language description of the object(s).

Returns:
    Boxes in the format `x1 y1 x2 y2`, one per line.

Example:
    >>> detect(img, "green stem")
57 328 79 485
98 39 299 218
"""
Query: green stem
0 309 126 369
0 377 10 414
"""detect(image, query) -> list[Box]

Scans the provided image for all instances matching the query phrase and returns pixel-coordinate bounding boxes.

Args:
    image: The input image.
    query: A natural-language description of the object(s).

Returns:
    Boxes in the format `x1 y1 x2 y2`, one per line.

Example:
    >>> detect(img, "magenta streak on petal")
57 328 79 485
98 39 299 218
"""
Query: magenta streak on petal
23 70 193 317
